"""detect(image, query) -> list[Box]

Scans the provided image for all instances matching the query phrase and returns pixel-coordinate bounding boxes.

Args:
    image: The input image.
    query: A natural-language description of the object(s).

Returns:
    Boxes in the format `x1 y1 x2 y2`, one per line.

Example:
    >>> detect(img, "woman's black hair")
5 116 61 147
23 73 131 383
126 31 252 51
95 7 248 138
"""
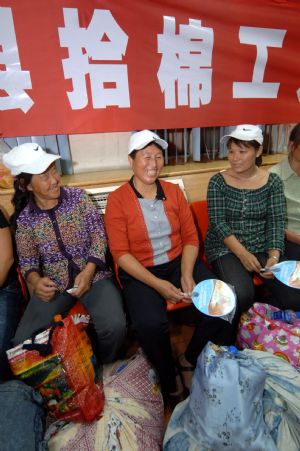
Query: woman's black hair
129 141 164 160
227 137 263 167
10 172 32 232
289 123 300 148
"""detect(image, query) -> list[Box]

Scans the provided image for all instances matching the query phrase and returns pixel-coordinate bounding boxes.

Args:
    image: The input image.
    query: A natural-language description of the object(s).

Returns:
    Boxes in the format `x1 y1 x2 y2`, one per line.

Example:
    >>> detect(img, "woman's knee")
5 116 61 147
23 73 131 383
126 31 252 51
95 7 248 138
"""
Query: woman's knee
212 256 255 312
92 303 126 336
233 284 255 313
108 313 126 338
130 312 169 340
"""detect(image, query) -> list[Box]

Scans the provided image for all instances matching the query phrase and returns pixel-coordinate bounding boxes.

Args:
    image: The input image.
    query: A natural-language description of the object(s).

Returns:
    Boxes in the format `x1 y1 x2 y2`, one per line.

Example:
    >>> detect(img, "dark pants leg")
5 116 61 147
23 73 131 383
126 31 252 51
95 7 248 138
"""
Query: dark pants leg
193 252 300 356
0 281 24 379
80 278 126 363
13 291 77 345
13 278 126 363
120 278 175 394
211 252 300 311
262 263 300 310
184 258 238 366
120 257 214 395
284 240 300 260
185 253 261 366
212 253 258 314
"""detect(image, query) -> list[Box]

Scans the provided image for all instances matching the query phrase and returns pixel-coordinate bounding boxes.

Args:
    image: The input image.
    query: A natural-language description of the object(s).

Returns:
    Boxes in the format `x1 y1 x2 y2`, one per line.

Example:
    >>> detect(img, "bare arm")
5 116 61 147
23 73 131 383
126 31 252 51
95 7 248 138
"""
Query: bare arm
224 235 261 273
180 244 199 301
118 253 184 303
0 227 14 287
285 229 300 245
224 235 279 278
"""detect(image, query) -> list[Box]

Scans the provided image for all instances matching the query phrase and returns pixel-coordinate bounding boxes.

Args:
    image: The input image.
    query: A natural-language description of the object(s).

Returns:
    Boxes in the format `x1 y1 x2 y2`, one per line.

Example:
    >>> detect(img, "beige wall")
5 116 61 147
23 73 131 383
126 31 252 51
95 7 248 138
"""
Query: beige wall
69 132 131 173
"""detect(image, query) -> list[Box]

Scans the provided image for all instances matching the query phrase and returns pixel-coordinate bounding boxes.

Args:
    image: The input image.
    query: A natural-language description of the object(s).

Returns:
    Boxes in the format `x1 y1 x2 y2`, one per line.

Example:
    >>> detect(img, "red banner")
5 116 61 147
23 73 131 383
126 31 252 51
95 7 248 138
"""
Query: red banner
1 0 300 137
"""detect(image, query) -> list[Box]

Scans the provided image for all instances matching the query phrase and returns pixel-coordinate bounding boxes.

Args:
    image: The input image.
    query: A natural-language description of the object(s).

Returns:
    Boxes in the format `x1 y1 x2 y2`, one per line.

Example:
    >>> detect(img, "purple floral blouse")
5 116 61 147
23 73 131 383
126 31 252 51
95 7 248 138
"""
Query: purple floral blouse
16 187 111 293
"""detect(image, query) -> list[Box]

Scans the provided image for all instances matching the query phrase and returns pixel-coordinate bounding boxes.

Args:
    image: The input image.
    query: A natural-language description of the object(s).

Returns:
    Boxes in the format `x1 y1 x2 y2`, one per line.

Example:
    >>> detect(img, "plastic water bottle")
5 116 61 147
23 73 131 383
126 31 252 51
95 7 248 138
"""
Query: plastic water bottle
269 309 300 324
228 345 238 357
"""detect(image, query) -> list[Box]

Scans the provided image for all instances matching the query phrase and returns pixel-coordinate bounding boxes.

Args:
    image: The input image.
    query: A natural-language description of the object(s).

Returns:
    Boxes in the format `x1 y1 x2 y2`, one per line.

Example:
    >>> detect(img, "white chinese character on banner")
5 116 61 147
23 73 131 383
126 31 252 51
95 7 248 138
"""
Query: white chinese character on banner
233 26 286 98
0 7 33 113
157 17 213 109
58 8 129 109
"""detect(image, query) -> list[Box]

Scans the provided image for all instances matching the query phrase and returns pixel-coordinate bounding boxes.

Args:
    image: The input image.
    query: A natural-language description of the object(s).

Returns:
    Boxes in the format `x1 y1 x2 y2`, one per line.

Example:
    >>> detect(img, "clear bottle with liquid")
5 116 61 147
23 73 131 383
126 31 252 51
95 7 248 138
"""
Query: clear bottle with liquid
269 309 300 324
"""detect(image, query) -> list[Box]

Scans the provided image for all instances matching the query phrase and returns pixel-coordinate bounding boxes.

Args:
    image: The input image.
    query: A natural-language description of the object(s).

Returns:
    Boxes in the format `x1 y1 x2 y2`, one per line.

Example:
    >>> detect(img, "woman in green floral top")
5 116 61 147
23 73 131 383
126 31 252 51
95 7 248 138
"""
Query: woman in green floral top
205 125 299 338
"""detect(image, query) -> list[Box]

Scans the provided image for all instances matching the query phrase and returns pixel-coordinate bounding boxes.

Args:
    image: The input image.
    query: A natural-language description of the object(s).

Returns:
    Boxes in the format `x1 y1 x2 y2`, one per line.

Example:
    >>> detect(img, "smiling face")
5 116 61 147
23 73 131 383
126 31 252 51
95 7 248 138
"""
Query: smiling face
128 143 164 190
27 163 61 209
227 140 262 175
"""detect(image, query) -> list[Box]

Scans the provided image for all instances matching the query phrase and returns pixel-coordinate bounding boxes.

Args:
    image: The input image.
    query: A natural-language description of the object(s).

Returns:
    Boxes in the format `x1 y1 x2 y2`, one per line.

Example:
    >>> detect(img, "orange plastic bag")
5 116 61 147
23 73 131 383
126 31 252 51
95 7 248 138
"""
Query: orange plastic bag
6 314 104 422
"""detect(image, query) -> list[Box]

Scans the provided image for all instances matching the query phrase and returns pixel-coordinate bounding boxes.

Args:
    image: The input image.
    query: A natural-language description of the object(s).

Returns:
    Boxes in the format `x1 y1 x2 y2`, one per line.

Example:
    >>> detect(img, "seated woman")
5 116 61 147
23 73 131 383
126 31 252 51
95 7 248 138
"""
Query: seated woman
105 129 225 405
0 207 24 380
270 123 300 260
205 124 299 330
3 143 126 363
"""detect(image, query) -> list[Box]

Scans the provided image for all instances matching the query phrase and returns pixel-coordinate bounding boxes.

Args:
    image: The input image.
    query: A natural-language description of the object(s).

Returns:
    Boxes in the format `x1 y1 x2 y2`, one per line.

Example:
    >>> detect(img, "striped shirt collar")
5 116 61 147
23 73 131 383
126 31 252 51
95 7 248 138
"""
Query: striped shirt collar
129 176 166 200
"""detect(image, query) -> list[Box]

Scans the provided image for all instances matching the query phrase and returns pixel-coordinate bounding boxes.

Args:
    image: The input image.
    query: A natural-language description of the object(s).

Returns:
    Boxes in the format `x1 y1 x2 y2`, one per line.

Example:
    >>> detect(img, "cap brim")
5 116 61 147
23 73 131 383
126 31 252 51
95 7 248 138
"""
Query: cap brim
220 135 232 144
29 154 61 174
220 132 263 145
128 137 168 154
155 138 168 150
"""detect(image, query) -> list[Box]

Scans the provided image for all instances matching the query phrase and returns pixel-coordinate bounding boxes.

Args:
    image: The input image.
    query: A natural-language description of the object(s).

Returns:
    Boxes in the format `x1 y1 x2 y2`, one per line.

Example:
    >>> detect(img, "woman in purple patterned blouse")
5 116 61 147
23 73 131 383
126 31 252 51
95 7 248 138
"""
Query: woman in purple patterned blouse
3 143 126 363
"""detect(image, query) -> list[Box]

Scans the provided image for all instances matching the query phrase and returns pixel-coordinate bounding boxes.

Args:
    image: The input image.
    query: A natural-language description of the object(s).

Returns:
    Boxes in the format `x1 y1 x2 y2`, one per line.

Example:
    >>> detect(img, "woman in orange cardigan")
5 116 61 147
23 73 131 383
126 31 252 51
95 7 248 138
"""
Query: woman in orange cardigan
105 130 220 407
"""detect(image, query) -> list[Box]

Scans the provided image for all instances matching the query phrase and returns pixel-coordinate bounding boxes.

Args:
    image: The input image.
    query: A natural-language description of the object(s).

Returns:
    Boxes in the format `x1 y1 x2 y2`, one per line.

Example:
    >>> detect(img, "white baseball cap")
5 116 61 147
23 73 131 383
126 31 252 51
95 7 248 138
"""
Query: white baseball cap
2 143 61 176
220 125 263 145
128 130 168 155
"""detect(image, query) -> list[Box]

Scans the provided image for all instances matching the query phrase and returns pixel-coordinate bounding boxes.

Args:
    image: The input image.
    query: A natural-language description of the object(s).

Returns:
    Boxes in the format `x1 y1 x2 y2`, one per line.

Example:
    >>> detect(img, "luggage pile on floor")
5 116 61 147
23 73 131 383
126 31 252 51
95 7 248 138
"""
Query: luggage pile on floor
3 302 300 450
163 302 300 451
46 350 164 451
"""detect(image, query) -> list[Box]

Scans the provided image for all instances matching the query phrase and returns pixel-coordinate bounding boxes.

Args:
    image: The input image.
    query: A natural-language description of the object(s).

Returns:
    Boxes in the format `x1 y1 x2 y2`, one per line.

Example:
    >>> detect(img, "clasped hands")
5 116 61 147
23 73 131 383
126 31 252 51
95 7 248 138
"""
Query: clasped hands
155 275 195 304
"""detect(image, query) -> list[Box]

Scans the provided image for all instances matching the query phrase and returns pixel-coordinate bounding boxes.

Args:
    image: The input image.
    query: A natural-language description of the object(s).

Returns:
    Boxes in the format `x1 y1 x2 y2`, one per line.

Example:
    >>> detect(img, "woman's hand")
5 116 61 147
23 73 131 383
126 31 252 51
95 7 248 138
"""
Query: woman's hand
238 250 262 273
180 274 196 303
224 235 261 273
155 279 186 304
33 277 57 302
71 262 96 297
72 271 92 298
259 257 277 279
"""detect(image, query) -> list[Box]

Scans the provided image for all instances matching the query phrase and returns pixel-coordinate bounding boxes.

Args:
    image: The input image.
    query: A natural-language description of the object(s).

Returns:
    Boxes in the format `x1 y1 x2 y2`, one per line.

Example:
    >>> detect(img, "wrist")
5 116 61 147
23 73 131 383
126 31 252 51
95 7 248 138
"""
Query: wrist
268 255 279 262
27 273 41 288
81 264 96 279
181 271 193 280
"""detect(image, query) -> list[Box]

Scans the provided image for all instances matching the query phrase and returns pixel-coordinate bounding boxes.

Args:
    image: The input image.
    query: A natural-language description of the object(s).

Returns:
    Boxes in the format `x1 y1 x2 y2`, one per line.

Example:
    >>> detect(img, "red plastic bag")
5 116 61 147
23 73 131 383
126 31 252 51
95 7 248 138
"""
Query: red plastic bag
6 314 104 422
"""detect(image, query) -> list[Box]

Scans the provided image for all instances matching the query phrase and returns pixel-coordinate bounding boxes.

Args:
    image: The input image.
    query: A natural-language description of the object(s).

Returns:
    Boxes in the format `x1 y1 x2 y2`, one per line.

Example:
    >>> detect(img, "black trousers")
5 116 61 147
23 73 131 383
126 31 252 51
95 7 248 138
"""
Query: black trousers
119 256 228 395
285 239 300 260
212 252 300 312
